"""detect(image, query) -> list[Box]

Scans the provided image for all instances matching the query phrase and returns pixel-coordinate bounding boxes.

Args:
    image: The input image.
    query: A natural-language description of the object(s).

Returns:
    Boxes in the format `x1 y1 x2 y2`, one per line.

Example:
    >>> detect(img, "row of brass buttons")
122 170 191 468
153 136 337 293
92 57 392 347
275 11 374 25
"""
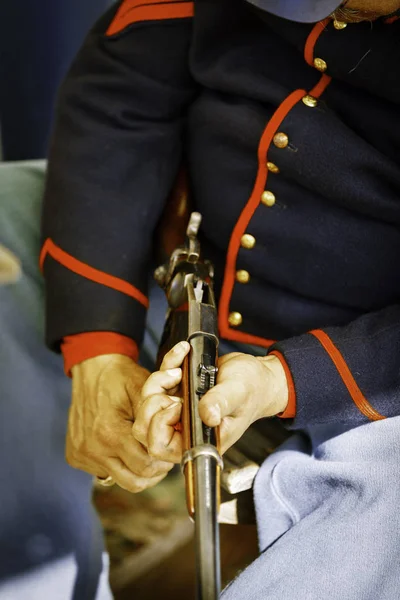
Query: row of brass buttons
228 28 337 327
229 150 282 325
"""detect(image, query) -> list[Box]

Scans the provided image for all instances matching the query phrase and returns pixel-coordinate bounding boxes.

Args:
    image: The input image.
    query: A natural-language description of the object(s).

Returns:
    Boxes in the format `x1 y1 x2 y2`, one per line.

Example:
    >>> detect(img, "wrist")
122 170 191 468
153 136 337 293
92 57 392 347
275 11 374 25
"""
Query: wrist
257 354 289 417
62 331 139 377
71 353 136 377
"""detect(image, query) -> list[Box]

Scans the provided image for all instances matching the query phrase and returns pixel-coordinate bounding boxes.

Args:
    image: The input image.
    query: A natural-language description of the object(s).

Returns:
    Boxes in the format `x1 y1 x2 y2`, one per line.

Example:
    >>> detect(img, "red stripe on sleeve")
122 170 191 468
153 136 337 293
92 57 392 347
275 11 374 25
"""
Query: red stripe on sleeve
40 238 149 309
310 330 385 421
107 0 194 36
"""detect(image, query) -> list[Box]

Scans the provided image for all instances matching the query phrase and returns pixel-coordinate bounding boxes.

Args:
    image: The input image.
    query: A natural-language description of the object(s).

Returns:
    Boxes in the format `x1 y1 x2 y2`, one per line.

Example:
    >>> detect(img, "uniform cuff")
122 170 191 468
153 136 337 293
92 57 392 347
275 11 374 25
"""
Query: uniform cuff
268 350 296 419
61 331 139 376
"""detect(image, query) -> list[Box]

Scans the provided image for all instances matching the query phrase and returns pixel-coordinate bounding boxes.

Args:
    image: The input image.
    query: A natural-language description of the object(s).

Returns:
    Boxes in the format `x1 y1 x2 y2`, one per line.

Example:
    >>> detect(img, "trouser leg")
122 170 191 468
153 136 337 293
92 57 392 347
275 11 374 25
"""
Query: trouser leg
221 418 400 600
0 161 108 598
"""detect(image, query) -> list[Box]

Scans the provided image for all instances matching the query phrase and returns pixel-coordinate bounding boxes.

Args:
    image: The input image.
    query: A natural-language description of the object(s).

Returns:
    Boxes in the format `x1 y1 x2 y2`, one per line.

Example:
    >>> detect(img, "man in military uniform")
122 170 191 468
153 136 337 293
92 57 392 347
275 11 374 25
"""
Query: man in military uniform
41 0 400 596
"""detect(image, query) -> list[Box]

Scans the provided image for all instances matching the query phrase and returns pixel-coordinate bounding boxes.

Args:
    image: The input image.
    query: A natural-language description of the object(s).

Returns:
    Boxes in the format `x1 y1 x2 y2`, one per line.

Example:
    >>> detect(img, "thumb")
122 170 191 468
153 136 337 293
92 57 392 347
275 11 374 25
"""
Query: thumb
198 381 247 427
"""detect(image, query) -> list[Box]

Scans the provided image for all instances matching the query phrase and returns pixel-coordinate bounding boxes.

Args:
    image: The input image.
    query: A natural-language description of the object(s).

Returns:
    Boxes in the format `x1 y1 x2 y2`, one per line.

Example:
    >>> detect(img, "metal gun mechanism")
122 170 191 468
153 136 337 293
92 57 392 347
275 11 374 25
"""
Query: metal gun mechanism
154 212 214 310
197 359 218 396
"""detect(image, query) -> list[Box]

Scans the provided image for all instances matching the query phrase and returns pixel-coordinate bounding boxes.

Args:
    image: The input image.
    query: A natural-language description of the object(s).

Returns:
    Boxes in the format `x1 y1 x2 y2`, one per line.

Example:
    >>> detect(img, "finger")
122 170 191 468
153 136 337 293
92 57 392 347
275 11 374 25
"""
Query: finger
132 394 182 447
119 435 175 478
218 417 249 455
66 443 113 481
107 457 169 493
141 367 183 399
159 341 190 371
198 380 248 427
69 430 175 481
147 402 183 463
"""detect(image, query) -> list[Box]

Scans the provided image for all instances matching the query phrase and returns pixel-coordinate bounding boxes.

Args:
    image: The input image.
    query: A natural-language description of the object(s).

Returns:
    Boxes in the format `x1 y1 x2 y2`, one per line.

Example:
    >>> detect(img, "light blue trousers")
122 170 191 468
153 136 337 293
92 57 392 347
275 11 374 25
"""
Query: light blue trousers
0 160 168 599
222 416 400 599
0 161 112 599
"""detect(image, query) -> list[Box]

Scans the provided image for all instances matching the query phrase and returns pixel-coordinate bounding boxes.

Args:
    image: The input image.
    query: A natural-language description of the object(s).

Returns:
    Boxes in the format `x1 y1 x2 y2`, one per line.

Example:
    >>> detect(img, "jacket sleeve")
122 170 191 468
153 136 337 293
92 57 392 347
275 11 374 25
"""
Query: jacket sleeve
269 305 400 428
40 0 196 353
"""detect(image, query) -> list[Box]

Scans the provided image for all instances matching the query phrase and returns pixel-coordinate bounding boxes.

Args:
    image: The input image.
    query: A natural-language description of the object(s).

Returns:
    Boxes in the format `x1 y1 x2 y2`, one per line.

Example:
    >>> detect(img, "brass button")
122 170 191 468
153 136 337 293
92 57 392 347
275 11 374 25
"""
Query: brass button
333 20 347 29
241 234 256 249
228 311 243 327
302 95 318 108
314 57 327 72
273 132 289 149
236 270 250 284
267 161 280 174
261 191 276 207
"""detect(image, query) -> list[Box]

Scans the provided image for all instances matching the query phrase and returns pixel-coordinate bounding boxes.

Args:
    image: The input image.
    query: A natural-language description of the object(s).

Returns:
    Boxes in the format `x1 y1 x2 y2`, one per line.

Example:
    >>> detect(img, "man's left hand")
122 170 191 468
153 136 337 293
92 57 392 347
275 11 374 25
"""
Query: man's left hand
199 353 289 453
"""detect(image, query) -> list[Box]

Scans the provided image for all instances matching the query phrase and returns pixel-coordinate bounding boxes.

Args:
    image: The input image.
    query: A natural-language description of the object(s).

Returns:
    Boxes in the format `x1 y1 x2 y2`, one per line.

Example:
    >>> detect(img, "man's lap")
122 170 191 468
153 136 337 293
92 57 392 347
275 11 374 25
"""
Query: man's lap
222 417 400 599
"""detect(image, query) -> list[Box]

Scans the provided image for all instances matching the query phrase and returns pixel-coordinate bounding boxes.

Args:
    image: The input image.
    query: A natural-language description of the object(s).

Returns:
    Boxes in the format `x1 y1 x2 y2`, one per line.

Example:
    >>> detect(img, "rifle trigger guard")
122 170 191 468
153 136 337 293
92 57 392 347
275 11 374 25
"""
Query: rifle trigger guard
181 444 224 472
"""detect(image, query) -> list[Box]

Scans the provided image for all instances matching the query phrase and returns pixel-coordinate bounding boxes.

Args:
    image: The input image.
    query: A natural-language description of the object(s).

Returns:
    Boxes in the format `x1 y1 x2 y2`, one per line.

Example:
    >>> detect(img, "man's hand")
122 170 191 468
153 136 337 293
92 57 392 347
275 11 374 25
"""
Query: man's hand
132 345 288 460
199 353 288 454
66 354 176 493
132 342 190 463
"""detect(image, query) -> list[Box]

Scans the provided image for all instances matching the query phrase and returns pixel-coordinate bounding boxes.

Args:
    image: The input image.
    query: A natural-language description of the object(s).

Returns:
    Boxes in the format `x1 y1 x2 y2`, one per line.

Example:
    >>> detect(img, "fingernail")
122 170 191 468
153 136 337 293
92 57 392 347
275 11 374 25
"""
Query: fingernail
166 368 181 378
176 341 189 352
168 395 182 403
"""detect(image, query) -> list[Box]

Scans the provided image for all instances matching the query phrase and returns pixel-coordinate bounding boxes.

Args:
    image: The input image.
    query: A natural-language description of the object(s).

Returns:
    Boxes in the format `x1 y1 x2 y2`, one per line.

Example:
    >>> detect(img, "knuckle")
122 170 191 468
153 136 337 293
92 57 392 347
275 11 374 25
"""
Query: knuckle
148 442 175 462
153 393 167 404
140 462 159 478
142 372 158 390
147 444 163 460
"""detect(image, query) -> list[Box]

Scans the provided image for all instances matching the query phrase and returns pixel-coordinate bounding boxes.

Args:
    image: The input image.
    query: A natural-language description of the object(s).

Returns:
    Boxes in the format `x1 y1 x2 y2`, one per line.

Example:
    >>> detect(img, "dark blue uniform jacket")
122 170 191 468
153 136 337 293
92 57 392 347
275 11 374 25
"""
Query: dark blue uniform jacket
41 0 400 429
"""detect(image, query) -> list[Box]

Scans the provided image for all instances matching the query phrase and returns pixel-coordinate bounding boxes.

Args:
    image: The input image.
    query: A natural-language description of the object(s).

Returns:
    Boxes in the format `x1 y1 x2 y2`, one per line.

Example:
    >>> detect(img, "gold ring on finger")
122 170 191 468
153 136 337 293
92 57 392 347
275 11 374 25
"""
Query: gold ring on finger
95 475 115 487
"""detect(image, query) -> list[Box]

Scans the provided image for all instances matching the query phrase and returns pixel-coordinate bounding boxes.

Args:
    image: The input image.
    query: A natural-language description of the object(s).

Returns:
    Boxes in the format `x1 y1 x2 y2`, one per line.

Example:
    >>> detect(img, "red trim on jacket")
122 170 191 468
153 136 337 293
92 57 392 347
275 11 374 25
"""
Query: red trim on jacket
218 68 332 348
107 0 194 36
218 89 306 345
40 238 149 309
269 350 296 419
304 19 330 67
385 15 399 24
310 329 386 421
62 332 139 377
309 73 332 98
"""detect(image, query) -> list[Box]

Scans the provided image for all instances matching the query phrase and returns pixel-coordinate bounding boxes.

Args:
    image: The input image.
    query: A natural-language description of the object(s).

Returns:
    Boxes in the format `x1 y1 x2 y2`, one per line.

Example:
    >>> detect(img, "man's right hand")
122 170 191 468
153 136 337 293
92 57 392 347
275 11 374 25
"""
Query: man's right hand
66 354 176 493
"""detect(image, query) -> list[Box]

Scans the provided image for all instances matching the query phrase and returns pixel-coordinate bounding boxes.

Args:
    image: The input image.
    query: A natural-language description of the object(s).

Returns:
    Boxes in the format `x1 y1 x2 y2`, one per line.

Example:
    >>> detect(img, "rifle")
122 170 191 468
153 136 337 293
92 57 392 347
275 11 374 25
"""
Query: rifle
155 212 223 600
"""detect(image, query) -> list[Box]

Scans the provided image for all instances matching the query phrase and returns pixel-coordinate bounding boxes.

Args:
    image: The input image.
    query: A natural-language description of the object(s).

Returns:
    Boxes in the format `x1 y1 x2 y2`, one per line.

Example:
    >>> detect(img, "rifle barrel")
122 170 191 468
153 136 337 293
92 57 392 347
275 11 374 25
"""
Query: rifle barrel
195 455 221 600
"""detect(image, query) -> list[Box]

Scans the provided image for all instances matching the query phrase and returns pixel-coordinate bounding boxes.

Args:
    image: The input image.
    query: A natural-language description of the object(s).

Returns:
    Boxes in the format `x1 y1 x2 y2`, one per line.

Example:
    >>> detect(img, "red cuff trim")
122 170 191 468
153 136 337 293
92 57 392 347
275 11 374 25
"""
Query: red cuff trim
310 330 385 421
61 332 139 377
269 350 296 419
385 15 399 24
40 238 149 309
107 0 194 36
